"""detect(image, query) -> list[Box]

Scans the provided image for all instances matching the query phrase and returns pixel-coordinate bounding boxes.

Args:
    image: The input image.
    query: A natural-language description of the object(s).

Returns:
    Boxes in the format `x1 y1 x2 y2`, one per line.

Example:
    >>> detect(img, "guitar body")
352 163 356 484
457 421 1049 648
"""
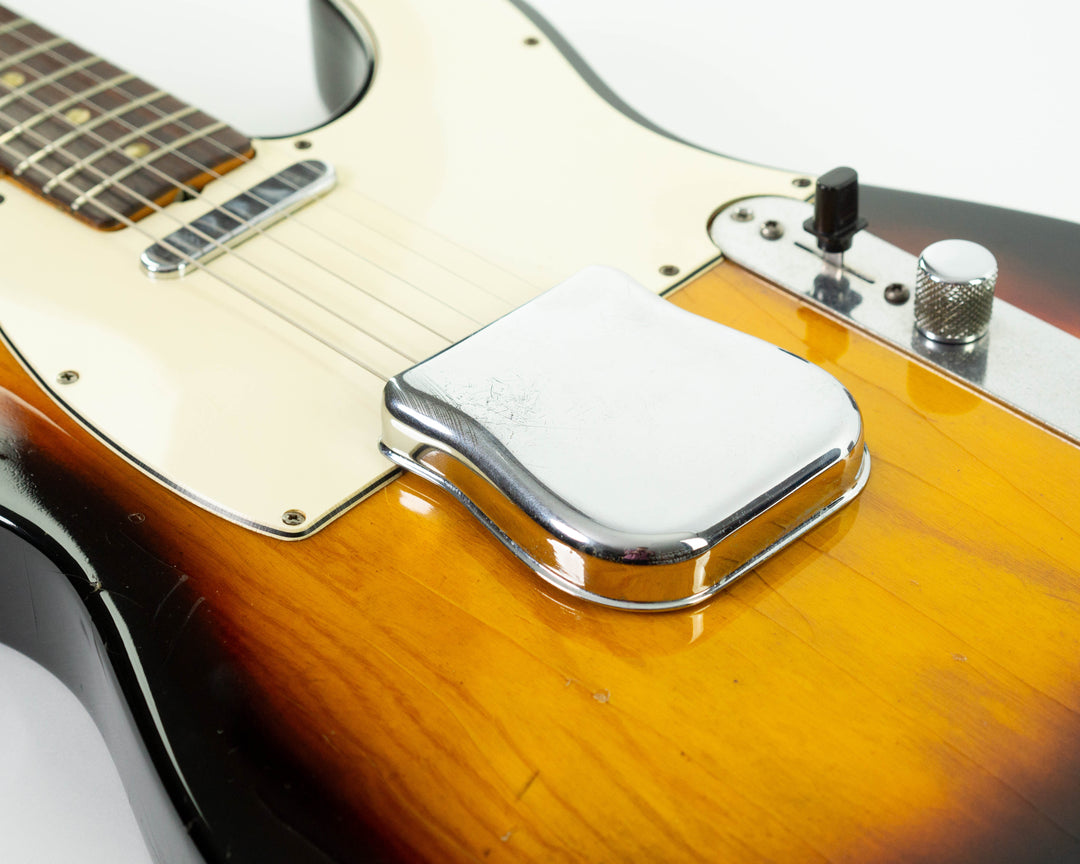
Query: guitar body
1 1 1079 863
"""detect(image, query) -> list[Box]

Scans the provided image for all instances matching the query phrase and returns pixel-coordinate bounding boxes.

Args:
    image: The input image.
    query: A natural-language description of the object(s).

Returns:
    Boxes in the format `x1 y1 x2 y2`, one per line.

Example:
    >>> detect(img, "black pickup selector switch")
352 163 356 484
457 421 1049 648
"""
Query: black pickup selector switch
803 166 868 254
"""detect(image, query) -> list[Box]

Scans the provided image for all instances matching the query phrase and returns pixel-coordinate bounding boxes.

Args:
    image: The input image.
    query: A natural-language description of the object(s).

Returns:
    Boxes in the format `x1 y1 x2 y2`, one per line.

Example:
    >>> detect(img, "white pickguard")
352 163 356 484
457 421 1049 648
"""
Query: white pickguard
0 0 804 536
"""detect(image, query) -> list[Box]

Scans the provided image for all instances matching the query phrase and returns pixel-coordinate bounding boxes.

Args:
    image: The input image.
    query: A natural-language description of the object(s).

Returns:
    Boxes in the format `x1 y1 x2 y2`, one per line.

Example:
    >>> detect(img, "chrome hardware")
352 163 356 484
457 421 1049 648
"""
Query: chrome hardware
56 369 79 384
914 239 997 344
381 266 869 611
884 282 910 305
140 160 336 277
711 196 1080 441
760 219 784 240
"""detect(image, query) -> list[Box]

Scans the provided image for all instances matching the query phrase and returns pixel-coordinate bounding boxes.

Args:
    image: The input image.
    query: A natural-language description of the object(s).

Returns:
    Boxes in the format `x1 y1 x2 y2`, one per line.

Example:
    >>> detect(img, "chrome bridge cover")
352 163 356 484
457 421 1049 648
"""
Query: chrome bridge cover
381 266 869 610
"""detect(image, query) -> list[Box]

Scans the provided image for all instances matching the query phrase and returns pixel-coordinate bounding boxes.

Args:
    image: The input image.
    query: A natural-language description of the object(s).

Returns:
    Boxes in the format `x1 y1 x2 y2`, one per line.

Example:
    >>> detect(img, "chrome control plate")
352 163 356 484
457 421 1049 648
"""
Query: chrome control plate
712 196 1080 442
381 266 869 611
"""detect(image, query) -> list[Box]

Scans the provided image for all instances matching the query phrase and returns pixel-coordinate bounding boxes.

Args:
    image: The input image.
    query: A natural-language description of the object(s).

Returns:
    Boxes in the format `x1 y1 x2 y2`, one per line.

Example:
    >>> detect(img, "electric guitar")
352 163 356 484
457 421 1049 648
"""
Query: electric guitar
2 1 1080 862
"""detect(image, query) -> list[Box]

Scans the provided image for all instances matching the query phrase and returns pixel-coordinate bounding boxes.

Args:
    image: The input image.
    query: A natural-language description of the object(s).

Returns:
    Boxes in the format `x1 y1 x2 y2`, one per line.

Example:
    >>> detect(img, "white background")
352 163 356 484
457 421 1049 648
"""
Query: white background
1 1 1078 862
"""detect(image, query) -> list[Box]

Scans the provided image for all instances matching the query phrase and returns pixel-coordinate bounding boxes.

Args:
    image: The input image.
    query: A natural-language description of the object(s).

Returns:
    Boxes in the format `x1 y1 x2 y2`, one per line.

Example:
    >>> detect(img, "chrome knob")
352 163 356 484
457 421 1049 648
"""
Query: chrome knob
914 239 997 344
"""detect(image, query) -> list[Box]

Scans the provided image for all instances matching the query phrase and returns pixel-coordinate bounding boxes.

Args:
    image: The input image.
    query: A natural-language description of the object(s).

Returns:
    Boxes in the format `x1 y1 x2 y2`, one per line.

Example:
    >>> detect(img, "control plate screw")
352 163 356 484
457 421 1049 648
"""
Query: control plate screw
760 220 784 240
884 282 910 305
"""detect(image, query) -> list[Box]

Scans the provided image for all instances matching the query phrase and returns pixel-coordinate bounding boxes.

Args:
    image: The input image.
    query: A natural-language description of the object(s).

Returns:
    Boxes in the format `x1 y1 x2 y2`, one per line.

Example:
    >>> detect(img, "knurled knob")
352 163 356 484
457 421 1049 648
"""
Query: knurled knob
914 239 998 344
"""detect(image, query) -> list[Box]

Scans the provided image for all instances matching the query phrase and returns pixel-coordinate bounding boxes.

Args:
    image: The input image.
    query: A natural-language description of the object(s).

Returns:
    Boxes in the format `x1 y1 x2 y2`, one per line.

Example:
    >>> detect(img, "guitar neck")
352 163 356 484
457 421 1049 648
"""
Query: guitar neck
0 6 252 229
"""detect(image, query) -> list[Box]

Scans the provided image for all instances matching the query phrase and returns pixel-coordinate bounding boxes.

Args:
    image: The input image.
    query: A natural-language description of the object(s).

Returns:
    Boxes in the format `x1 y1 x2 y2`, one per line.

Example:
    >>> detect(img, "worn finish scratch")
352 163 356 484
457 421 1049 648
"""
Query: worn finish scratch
517 770 540 800
162 596 205 665
153 571 189 622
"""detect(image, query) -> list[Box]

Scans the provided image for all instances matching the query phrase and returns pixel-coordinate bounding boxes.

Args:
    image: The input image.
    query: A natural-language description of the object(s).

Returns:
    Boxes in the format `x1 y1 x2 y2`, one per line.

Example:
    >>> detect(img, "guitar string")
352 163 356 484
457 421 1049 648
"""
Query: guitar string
0 133 438 375
0 85 469 366
0 88 416 381
0 56 480 347
0 140 397 380
0 21 515 304
0 37 517 342
0 25 528 311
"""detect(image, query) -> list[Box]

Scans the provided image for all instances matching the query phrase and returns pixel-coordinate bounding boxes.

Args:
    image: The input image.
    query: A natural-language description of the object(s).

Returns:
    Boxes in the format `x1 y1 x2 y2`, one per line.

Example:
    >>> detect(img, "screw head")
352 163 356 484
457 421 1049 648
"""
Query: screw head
294 139 312 150
282 509 306 526
759 219 784 240
523 36 540 46
884 282 910 305
731 206 754 222
792 177 812 188
56 370 79 385
658 264 680 277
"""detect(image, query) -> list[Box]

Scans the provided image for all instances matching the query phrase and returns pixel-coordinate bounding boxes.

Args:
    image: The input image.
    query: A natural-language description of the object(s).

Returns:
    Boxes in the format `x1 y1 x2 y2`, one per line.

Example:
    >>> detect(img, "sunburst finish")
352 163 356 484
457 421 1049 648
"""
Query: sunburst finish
1 257 1078 863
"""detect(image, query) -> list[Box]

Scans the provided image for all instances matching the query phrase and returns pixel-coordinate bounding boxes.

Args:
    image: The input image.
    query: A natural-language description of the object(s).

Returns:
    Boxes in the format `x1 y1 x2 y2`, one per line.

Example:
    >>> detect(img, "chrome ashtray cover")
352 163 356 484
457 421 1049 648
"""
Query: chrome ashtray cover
381 266 869 610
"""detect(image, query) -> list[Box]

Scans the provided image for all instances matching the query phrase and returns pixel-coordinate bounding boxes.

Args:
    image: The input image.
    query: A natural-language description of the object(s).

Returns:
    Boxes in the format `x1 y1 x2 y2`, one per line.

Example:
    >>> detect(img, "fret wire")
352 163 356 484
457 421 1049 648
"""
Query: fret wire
0 16 26 38
0 53 100 111
16 88 166 176
70 118 224 208
0 25 508 325
0 71 135 147
0 35 65 69
42 105 198 193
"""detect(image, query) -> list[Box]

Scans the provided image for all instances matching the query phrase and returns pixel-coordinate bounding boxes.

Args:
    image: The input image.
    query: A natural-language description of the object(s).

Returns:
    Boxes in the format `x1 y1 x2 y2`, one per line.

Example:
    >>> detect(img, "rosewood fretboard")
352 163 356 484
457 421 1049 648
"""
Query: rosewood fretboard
0 6 254 230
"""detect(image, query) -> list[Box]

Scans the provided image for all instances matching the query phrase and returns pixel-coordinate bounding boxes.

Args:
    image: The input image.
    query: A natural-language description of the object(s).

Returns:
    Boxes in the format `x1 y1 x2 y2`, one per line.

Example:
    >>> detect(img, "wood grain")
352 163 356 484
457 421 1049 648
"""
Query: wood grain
3 259 1079 863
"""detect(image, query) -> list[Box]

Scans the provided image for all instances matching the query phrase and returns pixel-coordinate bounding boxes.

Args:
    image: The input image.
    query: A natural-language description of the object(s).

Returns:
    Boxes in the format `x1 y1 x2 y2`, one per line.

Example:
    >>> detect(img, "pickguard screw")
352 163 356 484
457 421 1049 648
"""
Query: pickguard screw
282 509 306 526
732 206 754 222
884 282 911 305
792 177 812 188
524 36 540 46
294 139 312 150
760 219 784 240
659 264 680 277
57 370 79 385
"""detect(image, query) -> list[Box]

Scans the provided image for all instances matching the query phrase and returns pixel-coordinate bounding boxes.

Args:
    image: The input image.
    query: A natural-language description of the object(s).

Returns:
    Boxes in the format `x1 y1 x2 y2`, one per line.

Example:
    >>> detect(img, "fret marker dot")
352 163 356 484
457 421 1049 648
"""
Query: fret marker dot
124 141 151 159
1 71 25 88
65 107 92 125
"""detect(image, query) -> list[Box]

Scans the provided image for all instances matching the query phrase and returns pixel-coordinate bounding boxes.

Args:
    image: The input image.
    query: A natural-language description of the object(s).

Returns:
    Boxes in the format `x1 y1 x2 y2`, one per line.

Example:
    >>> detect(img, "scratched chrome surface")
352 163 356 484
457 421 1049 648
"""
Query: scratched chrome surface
381 266 869 609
